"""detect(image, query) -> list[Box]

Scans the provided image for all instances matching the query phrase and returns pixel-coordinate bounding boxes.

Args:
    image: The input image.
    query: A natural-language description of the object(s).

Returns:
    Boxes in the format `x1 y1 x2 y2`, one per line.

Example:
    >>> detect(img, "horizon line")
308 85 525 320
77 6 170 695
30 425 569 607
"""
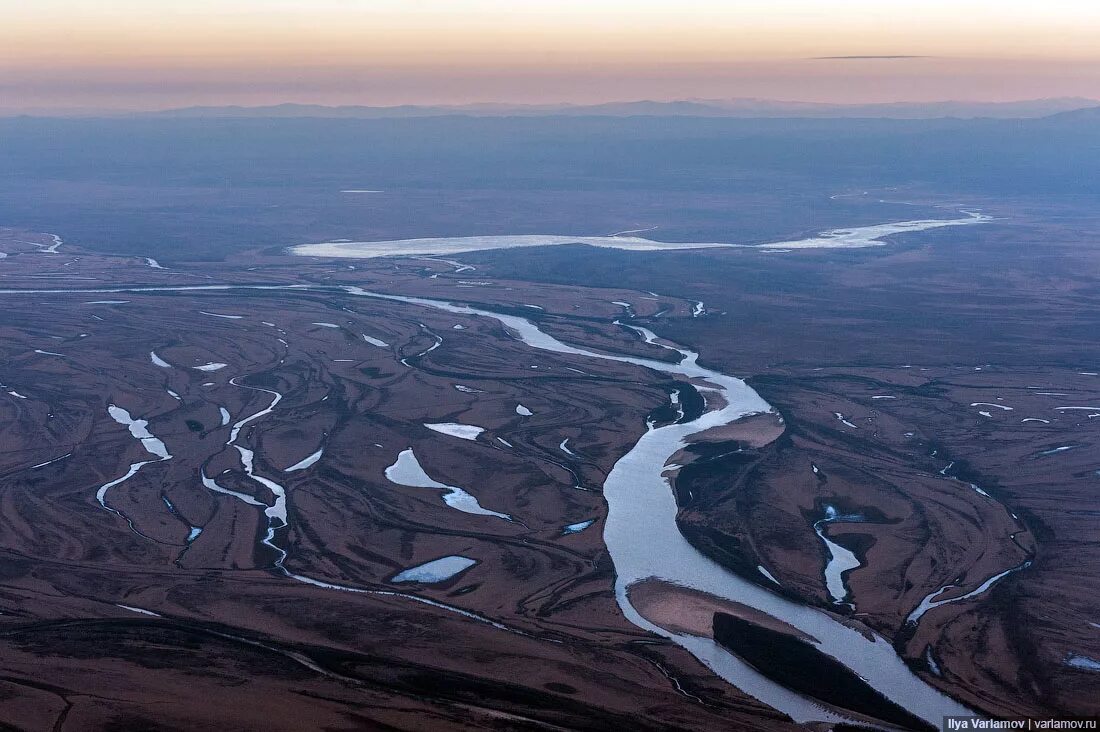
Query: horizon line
2 95 1098 117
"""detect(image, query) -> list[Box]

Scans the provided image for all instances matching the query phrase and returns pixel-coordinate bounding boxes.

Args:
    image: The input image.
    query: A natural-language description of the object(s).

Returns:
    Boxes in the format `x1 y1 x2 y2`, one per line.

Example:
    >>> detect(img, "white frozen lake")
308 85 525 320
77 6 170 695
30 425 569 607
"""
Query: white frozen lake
391 556 477 584
759 211 990 249
97 405 173 528
291 233 730 258
290 211 990 259
1067 654 1100 672
362 334 389 347
814 506 862 606
385 448 511 520
285 448 323 472
562 519 595 535
424 423 484 441
108 405 171 460
907 560 1032 625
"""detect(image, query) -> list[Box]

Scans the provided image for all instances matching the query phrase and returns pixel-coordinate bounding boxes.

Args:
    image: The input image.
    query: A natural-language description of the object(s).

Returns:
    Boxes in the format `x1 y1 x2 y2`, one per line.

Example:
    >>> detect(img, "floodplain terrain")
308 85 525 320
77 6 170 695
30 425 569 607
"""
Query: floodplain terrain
0 195 1097 730
1 113 1099 730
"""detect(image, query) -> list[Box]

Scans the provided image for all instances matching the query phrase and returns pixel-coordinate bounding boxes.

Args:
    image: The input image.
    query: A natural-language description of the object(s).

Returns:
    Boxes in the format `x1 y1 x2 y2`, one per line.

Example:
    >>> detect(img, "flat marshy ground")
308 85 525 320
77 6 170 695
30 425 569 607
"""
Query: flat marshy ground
0 230 791 731
0 208 1098 729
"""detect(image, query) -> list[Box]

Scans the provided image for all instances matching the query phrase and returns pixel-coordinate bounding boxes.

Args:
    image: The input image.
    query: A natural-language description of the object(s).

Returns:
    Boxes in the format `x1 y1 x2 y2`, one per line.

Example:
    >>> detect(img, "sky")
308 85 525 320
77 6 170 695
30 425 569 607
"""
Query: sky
3 0 1100 111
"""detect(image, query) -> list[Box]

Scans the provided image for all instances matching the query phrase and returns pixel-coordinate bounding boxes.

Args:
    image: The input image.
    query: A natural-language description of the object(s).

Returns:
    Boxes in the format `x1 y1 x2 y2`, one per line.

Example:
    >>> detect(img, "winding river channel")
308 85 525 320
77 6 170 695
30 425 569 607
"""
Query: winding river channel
0 281 973 725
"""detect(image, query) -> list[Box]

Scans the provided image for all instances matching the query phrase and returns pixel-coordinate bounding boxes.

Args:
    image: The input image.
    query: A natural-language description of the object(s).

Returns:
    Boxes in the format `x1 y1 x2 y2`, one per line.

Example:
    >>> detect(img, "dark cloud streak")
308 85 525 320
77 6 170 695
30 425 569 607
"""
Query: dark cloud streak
811 55 931 60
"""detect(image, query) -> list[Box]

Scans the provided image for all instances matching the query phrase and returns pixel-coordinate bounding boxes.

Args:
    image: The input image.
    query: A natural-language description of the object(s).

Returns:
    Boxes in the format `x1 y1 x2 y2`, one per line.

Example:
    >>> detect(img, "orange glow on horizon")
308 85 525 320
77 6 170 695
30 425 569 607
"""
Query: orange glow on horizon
3 1 1100 109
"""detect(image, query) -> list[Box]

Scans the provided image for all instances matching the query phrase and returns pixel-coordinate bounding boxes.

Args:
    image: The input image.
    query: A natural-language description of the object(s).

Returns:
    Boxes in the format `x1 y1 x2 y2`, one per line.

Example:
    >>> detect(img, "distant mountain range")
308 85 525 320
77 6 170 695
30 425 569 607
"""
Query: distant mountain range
132 98 1100 120
1040 104 1100 122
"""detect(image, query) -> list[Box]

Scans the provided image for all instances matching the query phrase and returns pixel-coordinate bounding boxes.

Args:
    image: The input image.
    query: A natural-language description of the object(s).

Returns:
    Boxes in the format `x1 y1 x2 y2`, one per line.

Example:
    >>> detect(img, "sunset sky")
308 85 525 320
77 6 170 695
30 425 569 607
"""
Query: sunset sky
4 1 1100 110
